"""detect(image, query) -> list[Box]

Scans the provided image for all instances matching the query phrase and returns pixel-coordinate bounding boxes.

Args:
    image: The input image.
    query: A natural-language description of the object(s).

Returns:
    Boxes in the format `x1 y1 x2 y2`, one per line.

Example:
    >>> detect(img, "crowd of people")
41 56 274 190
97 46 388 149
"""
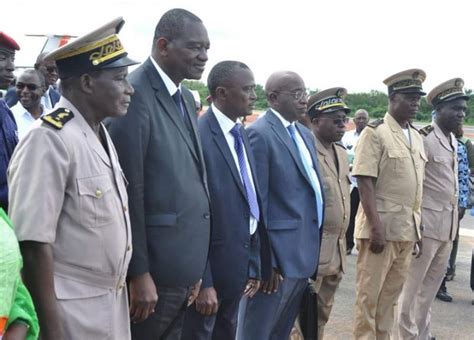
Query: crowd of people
0 7 471 340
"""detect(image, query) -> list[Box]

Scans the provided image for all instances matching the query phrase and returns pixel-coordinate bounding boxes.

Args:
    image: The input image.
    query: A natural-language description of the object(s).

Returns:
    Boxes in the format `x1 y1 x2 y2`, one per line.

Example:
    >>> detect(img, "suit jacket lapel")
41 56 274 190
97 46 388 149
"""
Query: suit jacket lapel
208 110 247 199
144 59 198 161
266 111 312 185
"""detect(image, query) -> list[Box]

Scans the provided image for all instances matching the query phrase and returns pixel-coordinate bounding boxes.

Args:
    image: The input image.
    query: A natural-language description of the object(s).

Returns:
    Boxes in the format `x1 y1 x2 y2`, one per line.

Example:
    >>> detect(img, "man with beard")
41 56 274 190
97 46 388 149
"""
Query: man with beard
10 69 47 139
106 8 211 339
398 78 468 340
342 108 369 255
9 17 137 340
181 60 271 340
0 32 19 212
306 87 351 339
352 69 426 340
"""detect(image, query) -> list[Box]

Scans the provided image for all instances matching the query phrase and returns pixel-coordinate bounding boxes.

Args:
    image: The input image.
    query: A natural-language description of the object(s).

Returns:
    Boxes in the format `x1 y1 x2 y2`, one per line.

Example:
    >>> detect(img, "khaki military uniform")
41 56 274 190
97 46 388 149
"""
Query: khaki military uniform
399 122 458 340
8 97 132 340
313 137 351 339
352 112 426 340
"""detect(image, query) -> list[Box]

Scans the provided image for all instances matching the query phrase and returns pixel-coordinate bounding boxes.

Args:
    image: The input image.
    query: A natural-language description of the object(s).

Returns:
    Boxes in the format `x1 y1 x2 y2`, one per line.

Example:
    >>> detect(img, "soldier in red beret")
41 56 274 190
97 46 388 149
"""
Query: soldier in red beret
0 32 20 211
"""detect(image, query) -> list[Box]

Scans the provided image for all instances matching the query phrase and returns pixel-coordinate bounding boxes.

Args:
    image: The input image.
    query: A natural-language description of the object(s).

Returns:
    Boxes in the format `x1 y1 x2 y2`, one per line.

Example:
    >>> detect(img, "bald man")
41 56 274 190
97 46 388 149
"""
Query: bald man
237 71 324 340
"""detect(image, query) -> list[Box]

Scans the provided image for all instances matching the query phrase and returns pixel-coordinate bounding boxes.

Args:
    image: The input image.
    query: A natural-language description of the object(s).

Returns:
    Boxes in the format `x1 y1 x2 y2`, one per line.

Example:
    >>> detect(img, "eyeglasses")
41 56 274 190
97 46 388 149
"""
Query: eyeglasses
16 83 41 91
318 116 350 125
275 89 308 100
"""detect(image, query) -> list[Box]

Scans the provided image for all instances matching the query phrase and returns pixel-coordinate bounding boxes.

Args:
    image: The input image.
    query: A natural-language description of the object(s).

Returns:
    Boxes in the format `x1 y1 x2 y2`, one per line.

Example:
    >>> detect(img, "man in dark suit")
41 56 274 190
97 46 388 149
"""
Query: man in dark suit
106 8 211 340
181 61 271 340
5 51 60 109
238 71 324 340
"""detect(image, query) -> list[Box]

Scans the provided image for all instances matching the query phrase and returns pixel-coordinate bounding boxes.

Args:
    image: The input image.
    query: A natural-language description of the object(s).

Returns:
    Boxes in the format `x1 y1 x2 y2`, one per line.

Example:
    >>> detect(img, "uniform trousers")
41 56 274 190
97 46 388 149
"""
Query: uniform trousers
398 237 452 340
353 239 414 340
131 285 191 340
313 271 343 339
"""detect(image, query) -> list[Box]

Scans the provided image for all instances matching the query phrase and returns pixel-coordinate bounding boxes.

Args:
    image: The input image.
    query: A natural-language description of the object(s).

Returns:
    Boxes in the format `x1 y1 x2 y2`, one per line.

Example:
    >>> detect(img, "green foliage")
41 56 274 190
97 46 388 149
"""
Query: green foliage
182 80 209 105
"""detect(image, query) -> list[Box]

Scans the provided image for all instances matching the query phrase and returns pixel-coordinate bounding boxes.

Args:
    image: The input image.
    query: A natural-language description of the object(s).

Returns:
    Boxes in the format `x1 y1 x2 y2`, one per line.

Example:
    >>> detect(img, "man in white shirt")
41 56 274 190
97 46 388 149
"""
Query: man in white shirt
10 69 46 139
341 109 368 254
5 52 60 109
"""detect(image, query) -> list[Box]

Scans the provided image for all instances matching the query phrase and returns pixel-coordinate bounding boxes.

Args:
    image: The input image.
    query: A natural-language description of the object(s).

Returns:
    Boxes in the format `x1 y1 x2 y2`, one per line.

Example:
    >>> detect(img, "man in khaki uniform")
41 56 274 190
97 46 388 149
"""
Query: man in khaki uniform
398 78 468 340
8 18 137 340
307 87 352 339
353 69 427 340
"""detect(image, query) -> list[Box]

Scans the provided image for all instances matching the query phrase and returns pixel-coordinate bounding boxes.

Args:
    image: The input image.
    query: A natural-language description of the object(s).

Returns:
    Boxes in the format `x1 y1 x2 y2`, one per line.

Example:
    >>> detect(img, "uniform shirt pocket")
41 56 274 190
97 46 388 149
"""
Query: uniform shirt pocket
387 149 410 175
77 175 115 227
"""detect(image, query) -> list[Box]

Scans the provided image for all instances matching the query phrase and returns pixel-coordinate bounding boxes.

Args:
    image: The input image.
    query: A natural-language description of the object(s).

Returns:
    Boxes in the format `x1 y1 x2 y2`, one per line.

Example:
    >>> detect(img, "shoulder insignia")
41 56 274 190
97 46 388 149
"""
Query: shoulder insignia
418 124 434 136
367 118 384 128
335 141 347 150
41 108 74 129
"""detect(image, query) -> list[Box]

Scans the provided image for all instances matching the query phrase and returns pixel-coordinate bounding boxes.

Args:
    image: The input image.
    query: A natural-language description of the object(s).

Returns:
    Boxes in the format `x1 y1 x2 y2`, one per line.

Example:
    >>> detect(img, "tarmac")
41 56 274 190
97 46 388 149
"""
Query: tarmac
322 214 474 340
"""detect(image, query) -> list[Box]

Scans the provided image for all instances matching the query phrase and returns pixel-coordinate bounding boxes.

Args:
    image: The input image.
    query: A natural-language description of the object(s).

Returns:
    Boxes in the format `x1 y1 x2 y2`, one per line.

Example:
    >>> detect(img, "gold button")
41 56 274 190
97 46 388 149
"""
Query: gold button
127 245 131 251
95 189 102 197
343 196 346 200
118 283 124 289
123 205 128 212
344 215 347 219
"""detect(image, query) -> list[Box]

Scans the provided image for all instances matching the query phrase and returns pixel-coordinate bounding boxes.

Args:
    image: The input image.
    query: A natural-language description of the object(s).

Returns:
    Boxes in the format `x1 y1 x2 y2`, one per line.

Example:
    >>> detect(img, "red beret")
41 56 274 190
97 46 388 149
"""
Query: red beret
0 32 20 51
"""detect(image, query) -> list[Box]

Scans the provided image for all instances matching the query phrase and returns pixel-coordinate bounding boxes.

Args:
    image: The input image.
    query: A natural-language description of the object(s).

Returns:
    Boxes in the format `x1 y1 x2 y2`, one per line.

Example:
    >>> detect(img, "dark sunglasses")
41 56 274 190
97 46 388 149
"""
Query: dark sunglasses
16 83 41 91
315 116 350 125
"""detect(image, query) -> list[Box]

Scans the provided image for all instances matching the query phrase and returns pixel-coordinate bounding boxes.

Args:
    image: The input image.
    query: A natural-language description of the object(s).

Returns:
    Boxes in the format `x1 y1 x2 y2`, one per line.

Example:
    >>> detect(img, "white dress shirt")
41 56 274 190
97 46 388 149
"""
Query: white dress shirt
11 103 43 140
213 104 258 235
150 56 181 97
342 129 361 189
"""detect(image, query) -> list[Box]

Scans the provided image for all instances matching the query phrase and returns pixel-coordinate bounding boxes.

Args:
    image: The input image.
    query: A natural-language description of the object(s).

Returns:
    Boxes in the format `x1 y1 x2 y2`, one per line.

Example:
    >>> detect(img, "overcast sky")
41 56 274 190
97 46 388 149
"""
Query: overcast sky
6 0 473 93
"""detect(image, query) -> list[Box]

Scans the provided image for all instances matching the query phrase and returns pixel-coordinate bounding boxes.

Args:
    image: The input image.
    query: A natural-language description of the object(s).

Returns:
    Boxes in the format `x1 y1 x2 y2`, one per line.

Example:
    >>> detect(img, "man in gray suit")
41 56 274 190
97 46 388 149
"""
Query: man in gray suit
106 8 211 340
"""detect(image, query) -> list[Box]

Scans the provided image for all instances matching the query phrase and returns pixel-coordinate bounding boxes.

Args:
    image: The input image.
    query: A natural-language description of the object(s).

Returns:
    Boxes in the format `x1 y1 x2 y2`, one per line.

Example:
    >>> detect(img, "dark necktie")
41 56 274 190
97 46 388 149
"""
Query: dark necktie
172 89 193 136
230 123 260 222
287 124 323 228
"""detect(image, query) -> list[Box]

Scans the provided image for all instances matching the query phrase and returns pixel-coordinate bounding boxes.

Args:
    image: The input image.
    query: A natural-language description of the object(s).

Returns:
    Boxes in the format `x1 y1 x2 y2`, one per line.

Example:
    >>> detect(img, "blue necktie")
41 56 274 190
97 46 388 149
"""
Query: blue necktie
230 124 260 222
287 124 323 228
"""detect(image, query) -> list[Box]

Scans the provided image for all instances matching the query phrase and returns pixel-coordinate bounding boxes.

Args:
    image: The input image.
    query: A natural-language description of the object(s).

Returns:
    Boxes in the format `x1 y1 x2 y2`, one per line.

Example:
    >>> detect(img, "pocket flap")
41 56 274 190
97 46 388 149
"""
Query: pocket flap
77 175 113 197
146 213 177 227
433 156 450 163
54 275 109 300
388 149 408 158
267 219 300 231
422 198 444 212
376 198 403 212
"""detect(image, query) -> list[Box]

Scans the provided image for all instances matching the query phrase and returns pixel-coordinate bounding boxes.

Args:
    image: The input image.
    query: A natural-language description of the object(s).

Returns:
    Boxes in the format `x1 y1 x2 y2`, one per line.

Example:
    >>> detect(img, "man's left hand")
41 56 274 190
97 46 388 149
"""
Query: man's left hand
243 279 261 298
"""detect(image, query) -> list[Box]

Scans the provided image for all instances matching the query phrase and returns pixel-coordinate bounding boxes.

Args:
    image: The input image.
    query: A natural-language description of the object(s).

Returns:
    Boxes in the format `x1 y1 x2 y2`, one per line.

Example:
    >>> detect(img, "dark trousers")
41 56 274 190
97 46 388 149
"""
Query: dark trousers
237 277 307 340
131 286 191 340
345 187 360 250
181 294 241 340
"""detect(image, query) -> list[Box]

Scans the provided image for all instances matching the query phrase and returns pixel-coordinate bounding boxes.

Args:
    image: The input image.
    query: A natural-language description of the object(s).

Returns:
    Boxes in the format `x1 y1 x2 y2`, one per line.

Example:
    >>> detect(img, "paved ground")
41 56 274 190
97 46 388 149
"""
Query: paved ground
323 216 474 340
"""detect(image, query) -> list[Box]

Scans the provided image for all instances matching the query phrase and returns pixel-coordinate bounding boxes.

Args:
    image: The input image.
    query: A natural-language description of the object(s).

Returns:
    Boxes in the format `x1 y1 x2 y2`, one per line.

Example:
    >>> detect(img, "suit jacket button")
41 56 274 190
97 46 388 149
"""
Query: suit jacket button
203 213 210 219
243 243 249 248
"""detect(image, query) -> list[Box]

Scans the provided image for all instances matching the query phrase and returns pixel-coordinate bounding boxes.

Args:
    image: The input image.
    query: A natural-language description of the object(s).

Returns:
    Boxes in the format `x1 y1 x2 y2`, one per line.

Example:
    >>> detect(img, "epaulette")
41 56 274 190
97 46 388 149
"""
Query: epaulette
335 141 346 150
418 124 434 136
367 118 384 128
41 108 74 130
